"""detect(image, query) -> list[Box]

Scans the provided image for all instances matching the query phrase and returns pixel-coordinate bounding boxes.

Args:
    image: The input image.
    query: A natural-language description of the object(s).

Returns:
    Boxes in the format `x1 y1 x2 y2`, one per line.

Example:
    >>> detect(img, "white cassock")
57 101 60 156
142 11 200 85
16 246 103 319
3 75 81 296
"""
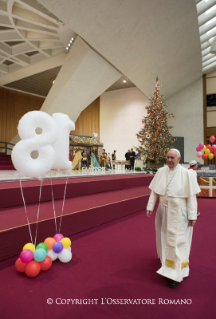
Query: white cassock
147 164 200 282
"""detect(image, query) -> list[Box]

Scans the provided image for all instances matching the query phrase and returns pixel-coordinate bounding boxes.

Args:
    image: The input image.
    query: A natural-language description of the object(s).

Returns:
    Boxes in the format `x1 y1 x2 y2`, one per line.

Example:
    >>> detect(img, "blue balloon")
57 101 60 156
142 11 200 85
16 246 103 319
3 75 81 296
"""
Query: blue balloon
34 248 46 262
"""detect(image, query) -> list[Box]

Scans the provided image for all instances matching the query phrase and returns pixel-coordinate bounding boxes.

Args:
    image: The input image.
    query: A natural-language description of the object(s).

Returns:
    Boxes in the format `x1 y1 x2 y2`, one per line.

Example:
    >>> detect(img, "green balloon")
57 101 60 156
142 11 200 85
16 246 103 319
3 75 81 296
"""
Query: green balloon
36 243 48 252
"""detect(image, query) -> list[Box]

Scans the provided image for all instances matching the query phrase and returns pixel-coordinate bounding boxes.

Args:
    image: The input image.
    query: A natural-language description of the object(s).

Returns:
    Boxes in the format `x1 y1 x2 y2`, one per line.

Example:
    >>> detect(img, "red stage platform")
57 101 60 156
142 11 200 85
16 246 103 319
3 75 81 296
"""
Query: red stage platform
0 174 153 260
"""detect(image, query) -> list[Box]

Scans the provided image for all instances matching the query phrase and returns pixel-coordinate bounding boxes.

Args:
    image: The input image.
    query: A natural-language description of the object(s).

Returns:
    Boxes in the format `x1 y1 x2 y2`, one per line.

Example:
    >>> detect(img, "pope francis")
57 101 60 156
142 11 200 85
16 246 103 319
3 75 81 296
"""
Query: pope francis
146 149 200 288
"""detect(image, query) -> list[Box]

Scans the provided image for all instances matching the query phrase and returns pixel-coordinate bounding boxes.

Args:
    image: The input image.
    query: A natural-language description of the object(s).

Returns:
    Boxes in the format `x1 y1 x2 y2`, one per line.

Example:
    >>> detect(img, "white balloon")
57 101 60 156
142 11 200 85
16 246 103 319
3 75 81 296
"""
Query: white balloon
11 111 75 178
58 249 72 263
11 111 57 178
67 247 71 251
47 249 58 261
51 113 75 170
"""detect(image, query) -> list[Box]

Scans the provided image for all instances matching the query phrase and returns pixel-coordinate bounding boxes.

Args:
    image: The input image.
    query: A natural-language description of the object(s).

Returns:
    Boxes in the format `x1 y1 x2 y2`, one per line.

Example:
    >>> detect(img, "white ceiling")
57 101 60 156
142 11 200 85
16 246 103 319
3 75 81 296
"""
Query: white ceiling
38 0 203 98
0 0 214 99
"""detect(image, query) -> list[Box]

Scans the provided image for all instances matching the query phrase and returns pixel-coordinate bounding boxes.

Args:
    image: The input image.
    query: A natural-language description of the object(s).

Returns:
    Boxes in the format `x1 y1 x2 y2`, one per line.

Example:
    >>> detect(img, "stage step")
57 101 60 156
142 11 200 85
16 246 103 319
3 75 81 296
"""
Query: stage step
0 165 16 170
0 154 15 170
0 174 153 208
0 180 152 261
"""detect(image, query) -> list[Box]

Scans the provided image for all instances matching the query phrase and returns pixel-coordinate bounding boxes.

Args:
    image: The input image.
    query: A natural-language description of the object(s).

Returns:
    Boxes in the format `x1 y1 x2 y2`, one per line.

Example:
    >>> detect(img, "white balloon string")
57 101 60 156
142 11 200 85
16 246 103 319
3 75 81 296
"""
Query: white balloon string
34 178 43 247
50 171 58 233
19 175 33 244
58 175 69 233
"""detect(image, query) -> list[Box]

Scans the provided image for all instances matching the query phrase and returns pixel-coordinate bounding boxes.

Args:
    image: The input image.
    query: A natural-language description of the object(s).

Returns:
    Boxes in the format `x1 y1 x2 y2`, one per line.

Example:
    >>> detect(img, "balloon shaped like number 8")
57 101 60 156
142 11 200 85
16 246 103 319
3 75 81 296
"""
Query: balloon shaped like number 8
12 111 58 178
52 113 75 170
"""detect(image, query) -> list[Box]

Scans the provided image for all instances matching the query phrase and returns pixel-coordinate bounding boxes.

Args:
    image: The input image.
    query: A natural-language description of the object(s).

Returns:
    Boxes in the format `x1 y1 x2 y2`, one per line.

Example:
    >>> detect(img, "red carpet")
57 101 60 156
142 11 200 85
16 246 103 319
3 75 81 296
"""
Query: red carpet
0 198 215 319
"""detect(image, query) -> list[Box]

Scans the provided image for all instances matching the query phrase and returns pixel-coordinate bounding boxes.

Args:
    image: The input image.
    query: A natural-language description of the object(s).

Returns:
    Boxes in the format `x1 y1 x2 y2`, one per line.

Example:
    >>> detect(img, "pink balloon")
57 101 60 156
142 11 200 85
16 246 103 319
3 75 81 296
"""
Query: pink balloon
20 249 34 263
214 151 216 157
210 136 215 143
196 147 200 152
199 143 204 149
53 233 64 242
196 152 202 158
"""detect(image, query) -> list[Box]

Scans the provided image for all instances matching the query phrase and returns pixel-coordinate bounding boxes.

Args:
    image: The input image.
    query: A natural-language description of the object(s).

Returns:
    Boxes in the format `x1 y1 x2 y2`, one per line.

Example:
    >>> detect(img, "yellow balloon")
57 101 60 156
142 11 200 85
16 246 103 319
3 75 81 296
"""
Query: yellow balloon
205 149 210 155
208 153 214 160
60 237 71 249
23 243 35 252
202 146 206 152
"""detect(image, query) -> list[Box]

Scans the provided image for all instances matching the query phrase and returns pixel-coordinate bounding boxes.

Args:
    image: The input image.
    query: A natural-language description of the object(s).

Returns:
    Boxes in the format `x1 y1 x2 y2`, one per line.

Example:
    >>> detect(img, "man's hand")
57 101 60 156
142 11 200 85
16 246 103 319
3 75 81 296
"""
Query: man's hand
188 220 196 227
147 210 152 217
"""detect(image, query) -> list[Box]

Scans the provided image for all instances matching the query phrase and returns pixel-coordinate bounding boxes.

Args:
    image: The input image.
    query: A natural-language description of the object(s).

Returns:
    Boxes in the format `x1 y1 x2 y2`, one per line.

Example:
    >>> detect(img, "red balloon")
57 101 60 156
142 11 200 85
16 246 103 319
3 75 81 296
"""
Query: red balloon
211 146 216 153
25 261 40 277
206 144 212 150
202 154 208 160
15 258 26 273
39 256 52 271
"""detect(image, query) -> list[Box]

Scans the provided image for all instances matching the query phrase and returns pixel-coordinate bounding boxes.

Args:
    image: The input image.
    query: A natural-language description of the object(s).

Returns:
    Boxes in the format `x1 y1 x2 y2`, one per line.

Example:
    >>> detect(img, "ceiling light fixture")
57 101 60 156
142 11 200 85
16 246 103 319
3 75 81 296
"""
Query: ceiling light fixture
65 37 75 52
50 77 56 85
123 80 127 83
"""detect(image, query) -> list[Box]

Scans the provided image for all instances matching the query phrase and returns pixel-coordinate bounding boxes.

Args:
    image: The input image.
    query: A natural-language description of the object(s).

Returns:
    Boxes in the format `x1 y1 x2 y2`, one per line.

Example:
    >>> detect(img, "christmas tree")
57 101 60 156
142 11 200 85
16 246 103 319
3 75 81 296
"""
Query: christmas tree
136 77 175 163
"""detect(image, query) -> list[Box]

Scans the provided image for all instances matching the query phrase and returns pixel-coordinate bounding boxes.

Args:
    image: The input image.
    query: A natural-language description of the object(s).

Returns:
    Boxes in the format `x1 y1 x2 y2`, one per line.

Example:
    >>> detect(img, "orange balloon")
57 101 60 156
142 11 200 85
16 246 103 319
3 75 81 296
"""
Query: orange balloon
25 261 40 277
15 258 26 273
40 256 52 271
44 237 56 250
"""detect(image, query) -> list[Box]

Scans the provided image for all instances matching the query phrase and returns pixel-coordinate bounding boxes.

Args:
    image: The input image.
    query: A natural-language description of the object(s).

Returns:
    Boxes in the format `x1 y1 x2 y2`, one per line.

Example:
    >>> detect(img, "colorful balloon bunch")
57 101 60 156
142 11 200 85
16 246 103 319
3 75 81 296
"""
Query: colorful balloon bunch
196 136 216 160
15 233 72 277
46 233 72 263
15 242 52 277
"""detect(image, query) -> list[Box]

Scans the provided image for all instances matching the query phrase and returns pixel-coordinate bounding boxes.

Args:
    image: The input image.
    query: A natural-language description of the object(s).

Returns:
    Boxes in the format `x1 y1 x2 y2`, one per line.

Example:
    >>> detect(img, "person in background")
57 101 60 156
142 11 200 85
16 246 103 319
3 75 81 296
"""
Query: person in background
81 151 87 167
135 151 141 159
107 152 112 165
100 152 107 168
129 148 136 170
100 149 105 165
105 153 112 171
188 160 200 216
125 149 131 170
91 150 100 168
112 150 116 169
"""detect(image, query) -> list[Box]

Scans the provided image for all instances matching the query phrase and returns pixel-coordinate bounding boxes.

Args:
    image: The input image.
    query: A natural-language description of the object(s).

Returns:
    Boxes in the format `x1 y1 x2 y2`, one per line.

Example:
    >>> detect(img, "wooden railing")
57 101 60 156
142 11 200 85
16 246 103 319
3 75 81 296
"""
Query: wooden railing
0 141 15 155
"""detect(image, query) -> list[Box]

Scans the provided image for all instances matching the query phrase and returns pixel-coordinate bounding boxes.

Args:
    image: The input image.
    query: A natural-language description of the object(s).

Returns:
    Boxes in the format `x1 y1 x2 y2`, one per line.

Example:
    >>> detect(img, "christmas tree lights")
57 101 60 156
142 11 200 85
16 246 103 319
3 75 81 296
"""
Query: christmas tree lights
136 77 175 163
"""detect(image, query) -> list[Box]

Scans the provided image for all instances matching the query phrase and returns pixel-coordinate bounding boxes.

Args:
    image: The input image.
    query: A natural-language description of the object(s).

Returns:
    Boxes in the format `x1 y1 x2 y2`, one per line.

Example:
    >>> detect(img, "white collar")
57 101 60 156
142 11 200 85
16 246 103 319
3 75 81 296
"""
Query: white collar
168 163 180 172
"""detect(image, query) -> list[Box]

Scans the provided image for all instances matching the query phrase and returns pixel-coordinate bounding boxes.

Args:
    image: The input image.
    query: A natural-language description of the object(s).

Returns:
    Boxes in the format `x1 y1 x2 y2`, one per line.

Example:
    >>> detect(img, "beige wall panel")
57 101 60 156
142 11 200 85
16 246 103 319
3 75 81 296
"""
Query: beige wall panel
207 111 216 128
206 78 216 94
100 88 148 160
206 70 216 78
207 107 216 111
167 78 203 162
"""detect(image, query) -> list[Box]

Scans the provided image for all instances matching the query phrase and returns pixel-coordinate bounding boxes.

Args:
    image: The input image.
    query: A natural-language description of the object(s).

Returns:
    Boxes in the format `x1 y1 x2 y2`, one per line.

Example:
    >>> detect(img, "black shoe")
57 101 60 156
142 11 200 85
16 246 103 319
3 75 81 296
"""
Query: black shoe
168 279 178 288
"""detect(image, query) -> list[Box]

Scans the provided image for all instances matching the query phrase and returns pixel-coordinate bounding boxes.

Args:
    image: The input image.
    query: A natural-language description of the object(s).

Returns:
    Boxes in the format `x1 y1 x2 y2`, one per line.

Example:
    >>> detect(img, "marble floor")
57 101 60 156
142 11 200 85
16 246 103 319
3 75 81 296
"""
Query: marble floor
0 168 146 183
